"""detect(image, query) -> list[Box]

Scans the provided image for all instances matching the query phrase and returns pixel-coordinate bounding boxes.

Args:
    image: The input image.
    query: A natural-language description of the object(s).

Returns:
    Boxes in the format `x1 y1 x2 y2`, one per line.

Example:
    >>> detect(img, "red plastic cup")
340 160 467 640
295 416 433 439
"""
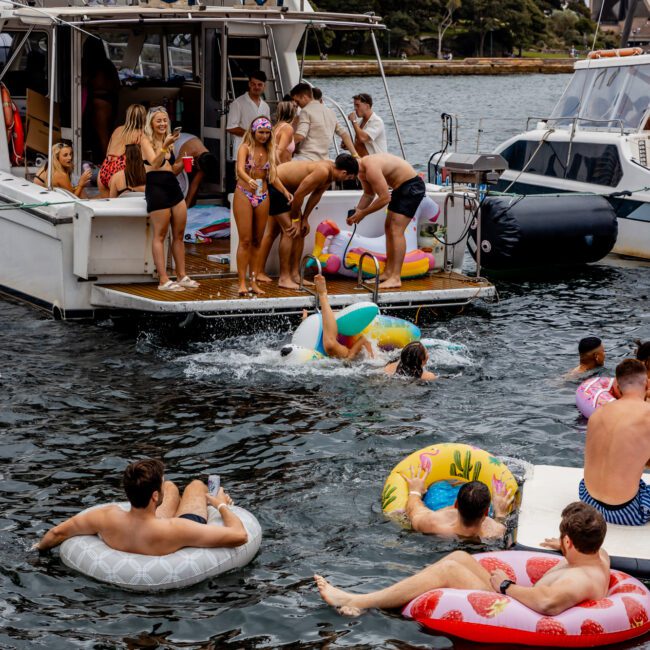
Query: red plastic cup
182 155 193 173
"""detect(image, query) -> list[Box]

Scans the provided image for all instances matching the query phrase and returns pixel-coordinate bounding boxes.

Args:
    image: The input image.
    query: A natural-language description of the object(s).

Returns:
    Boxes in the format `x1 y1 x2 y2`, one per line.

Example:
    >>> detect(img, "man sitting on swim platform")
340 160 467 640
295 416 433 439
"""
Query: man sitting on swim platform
315 502 609 617
34 459 248 554
403 466 513 540
581 358 650 526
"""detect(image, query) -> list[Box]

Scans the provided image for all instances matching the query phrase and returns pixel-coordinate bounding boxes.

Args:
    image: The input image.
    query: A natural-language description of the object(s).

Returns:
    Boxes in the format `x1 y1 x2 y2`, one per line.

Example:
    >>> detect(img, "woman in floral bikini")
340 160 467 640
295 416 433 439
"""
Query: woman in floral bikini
97 104 146 197
234 116 292 296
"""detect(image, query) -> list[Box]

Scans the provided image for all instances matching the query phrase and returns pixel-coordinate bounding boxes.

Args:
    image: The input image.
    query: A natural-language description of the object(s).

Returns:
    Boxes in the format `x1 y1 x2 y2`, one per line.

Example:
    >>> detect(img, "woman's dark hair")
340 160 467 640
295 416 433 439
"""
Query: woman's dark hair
635 340 650 363
124 144 146 188
123 459 164 509
395 341 428 379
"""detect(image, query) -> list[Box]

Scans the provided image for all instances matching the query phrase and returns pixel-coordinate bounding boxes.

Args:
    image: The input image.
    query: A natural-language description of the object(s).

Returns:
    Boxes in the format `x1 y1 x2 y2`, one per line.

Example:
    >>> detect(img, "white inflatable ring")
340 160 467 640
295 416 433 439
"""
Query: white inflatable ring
59 503 262 591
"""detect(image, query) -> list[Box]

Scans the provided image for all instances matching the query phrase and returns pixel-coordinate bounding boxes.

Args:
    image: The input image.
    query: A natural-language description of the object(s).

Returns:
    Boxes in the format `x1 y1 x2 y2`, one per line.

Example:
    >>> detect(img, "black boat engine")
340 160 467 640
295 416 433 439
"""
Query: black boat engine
469 194 618 270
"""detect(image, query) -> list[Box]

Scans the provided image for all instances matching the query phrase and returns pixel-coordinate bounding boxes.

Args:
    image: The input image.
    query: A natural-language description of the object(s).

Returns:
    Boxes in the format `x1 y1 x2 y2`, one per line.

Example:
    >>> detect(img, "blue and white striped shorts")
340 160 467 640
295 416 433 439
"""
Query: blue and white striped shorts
579 479 650 526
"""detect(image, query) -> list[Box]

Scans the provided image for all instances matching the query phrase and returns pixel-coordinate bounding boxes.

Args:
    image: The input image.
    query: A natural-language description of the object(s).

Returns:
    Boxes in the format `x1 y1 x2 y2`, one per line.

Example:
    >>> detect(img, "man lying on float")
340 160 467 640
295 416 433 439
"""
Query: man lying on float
33 459 248 554
402 466 513 540
315 502 609 617
581 358 650 526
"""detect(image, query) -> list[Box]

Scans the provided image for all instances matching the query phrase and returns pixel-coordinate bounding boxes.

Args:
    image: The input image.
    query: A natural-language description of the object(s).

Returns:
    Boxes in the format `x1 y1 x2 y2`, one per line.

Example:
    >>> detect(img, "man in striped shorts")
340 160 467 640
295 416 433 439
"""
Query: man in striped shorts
581 358 650 525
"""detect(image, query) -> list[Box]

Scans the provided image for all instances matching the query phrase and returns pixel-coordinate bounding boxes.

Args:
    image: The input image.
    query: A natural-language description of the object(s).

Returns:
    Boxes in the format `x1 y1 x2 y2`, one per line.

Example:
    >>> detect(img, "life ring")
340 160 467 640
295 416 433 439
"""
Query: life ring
403 550 650 647
381 443 518 521
1 83 24 166
575 376 616 418
59 503 262 591
588 47 643 59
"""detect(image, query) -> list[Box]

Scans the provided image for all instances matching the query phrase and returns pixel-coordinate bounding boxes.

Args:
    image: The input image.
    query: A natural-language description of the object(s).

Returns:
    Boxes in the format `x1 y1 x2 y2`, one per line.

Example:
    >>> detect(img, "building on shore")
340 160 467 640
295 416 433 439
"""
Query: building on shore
591 0 650 46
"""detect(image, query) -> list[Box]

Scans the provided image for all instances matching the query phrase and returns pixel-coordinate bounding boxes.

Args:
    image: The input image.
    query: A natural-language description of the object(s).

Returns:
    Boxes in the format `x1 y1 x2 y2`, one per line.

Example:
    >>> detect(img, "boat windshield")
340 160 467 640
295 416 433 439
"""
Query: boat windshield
549 63 650 131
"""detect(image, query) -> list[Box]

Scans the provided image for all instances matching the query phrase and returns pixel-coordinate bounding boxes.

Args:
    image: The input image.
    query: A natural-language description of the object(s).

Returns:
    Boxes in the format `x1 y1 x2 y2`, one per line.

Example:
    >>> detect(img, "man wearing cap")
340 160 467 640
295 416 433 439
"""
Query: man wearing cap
348 93 387 157
566 336 606 378
227 70 271 159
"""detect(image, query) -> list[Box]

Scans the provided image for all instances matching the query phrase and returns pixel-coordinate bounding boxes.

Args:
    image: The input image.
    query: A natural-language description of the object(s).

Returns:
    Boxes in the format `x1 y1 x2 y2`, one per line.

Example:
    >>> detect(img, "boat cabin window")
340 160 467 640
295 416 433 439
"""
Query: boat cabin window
550 64 650 131
0 31 48 98
501 139 623 187
168 33 194 81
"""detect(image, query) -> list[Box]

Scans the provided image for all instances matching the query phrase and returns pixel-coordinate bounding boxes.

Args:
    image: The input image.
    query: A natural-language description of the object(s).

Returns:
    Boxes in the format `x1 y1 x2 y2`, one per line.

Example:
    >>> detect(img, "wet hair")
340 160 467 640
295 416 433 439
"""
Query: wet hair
334 153 359 176
275 100 297 124
312 87 323 101
249 70 267 83
197 151 218 181
635 340 650 363
124 144 146 188
559 502 606 554
578 336 601 356
353 93 373 106
615 358 648 391
456 481 491 526
290 82 313 99
395 341 428 378
123 459 164 509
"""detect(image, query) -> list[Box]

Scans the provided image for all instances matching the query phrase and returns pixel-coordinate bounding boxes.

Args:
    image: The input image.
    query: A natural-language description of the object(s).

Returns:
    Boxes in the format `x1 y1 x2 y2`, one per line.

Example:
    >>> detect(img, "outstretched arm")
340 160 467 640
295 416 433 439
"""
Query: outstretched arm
347 169 390 225
34 507 111 551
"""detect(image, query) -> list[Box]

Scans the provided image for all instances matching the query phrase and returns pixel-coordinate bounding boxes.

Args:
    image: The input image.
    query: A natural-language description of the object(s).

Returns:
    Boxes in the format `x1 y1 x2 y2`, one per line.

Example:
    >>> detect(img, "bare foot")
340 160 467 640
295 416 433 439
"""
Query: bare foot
238 285 250 296
378 278 402 290
251 280 266 295
257 273 273 283
314 575 363 616
278 277 300 290
314 274 327 296
297 277 314 286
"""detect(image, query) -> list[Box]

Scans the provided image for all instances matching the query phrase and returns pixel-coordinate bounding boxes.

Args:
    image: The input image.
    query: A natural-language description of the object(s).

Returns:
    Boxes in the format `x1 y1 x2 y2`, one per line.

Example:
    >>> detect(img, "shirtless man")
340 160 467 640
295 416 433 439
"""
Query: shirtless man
402 467 513 540
34 459 248 555
257 154 359 289
315 501 609 617
347 153 426 289
314 274 373 360
580 358 650 526
565 336 605 379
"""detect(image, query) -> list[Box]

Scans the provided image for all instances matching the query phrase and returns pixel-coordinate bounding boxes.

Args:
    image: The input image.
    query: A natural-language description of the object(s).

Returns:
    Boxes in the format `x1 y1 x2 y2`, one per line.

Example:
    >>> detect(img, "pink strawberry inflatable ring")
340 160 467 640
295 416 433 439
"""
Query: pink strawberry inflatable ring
403 550 650 647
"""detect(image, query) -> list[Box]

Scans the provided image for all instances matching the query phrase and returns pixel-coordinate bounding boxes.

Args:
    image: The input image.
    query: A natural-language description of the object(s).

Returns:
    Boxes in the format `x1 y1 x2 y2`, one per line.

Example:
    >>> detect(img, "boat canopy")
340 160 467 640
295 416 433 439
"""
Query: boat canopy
550 61 650 131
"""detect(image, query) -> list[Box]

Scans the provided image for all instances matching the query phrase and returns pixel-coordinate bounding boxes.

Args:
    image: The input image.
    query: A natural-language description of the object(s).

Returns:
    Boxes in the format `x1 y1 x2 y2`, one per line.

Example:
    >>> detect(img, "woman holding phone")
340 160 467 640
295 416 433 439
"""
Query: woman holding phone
141 107 198 292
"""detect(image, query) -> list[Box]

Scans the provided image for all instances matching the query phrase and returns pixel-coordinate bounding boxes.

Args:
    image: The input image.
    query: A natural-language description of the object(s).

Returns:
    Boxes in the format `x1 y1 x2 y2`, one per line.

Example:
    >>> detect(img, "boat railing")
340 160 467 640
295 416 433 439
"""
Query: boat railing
355 251 380 304
525 115 625 136
299 254 322 311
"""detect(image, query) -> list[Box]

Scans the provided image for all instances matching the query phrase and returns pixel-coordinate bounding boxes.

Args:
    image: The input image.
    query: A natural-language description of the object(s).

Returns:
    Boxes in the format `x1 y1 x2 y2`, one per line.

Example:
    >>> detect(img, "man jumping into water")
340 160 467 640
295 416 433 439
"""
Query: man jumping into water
34 459 248 555
580 358 650 525
403 467 513 540
346 153 426 290
315 502 609 617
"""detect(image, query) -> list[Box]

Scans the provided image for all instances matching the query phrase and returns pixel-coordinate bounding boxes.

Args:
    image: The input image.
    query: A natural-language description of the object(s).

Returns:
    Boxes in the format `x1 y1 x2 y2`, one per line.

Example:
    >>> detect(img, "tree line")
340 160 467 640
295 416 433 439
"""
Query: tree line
312 0 617 58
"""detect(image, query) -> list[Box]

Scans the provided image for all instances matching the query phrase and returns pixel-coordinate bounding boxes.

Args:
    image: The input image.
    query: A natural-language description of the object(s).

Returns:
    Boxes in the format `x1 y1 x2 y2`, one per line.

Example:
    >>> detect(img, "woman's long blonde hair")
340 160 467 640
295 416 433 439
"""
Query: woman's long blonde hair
241 115 277 182
143 107 172 154
121 104 146 146
36 142 72 182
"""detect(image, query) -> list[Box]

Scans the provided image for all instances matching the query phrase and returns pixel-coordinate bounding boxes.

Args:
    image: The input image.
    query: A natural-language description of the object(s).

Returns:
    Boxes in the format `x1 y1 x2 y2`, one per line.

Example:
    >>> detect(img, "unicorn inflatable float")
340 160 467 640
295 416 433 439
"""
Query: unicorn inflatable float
311 197 441 279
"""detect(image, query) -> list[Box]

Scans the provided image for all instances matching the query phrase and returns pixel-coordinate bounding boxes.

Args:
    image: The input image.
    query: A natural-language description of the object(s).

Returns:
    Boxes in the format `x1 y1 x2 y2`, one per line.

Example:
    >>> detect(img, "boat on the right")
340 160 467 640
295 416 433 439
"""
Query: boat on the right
493 48 650 262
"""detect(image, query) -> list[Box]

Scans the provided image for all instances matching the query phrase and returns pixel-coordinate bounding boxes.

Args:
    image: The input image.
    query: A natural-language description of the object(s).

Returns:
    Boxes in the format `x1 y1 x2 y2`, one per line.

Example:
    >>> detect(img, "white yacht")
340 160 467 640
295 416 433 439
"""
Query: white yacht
0 0 494 320
494 50 650 261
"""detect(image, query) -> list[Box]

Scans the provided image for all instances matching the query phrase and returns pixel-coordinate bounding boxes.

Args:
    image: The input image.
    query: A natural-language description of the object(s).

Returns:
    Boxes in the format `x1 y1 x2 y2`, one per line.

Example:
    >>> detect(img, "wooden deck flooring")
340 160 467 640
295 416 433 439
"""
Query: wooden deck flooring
100 271 491 304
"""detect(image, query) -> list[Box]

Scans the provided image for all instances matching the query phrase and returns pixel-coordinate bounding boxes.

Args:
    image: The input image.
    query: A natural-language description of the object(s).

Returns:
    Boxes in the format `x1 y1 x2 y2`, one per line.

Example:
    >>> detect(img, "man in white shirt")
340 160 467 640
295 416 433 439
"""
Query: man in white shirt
290 83 358 161
348 93 387 157
226 70 271 159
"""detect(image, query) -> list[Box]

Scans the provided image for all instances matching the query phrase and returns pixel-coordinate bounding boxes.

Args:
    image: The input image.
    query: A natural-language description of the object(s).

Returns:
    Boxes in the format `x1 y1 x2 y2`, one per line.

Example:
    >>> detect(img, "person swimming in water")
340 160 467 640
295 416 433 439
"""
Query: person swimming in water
384 341 436 381
565 336 605 379
313 274 373 360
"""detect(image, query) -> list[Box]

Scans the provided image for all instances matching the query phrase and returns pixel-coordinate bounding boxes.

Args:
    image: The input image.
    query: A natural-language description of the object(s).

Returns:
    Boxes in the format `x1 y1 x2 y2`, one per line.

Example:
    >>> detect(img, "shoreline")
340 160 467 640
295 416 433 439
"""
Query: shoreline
304 58 575 76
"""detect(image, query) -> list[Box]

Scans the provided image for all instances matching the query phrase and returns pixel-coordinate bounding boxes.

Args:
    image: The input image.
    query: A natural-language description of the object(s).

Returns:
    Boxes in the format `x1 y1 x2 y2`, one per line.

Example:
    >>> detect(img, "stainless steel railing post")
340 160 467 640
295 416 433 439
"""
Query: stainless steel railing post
356 251 380 303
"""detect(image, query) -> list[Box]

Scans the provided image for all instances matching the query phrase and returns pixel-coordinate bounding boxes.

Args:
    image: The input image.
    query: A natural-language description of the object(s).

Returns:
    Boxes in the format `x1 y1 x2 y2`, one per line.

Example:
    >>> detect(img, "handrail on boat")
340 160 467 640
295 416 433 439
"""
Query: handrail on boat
525 115 625 135
355 251 380 304
299 254 322 311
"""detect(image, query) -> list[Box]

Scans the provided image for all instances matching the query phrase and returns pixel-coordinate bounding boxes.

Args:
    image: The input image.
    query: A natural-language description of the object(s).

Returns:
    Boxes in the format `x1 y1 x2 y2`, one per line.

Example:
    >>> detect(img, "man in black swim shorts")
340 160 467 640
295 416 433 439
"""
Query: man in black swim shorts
34 459 248 556
347 152 426 289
